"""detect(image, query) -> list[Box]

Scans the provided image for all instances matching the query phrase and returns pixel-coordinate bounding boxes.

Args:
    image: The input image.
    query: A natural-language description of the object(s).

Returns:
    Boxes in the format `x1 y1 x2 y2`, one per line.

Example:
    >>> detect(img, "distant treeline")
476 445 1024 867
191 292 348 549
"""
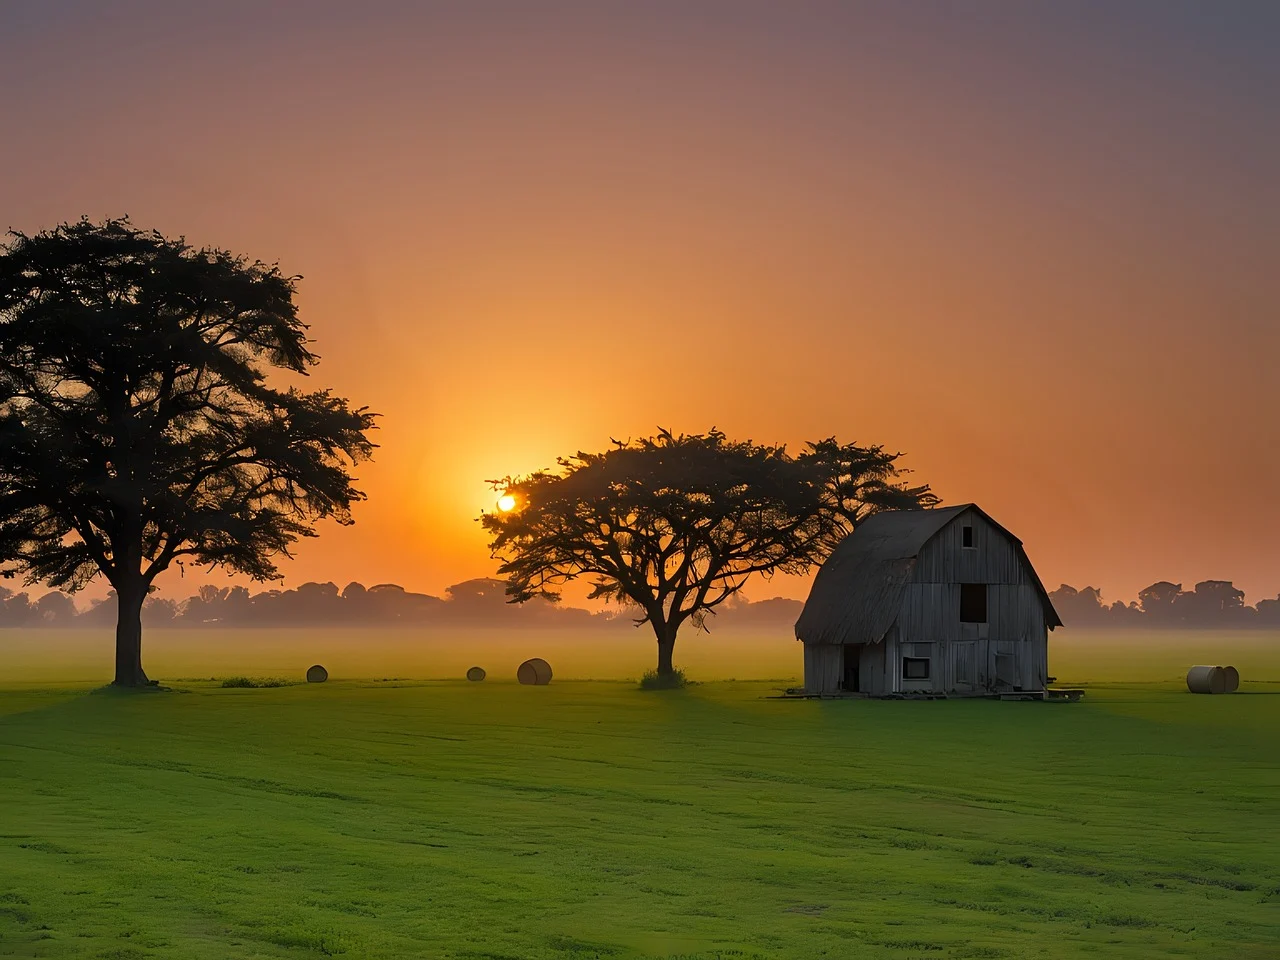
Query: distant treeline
1049 581 1280 628
0 578 806 630
4 577 1277 630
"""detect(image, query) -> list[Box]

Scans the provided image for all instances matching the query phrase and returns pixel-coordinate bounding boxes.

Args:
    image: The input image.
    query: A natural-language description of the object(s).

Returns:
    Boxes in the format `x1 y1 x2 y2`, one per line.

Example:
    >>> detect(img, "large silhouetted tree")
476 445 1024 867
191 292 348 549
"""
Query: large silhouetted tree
0 218 376 686
481 429 935 679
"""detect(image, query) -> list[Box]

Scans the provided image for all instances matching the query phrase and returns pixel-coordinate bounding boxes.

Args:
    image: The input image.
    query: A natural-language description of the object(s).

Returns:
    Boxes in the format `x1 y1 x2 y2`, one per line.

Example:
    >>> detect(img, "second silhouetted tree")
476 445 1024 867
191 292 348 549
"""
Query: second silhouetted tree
481 428 935 679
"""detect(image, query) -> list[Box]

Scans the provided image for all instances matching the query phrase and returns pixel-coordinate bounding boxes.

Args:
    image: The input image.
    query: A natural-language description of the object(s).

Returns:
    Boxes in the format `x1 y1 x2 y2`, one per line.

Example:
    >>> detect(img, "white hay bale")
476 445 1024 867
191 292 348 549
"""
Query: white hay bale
517 658 552 685
1186 665 1224 694
1221 665 1240 693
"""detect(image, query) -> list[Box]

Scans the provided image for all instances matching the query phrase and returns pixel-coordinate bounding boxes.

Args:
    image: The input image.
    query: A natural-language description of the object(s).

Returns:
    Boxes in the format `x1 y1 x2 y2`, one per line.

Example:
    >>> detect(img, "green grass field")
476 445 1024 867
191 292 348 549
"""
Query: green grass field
1 631 1278 958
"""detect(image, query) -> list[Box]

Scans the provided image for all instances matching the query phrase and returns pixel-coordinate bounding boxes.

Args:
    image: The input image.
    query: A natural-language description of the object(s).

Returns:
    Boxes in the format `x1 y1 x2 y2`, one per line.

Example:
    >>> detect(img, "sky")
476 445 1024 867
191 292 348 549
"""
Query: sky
1 1 1277 607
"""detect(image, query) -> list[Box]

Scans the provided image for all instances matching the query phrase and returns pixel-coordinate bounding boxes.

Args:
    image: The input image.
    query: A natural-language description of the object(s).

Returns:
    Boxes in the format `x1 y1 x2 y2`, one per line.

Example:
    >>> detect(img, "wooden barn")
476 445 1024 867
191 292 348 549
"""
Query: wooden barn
794 504 1062 697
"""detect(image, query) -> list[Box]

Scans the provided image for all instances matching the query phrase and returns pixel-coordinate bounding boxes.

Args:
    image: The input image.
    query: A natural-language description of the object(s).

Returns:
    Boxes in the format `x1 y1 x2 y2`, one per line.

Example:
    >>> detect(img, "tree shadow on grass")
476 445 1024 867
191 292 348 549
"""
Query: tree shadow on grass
0 682 187 724
89 683 182 695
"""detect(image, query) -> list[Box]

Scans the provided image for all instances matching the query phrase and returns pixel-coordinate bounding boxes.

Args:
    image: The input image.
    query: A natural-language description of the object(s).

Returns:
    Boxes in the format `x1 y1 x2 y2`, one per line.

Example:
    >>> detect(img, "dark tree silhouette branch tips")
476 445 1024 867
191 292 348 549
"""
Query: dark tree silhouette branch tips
0 217 377 686
481 428 936 676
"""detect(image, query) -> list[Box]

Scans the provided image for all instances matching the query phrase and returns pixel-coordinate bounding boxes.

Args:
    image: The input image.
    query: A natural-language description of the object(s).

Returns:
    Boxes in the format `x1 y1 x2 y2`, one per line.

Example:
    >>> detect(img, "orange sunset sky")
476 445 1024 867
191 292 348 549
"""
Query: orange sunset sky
2 2 1277 608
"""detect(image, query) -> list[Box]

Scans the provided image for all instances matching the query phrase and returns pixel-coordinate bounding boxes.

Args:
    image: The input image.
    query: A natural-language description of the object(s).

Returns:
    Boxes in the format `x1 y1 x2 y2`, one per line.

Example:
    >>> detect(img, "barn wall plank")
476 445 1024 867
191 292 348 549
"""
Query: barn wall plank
804 643 844 694
912 510 1026 586
886 626 899 694
859 641 886 695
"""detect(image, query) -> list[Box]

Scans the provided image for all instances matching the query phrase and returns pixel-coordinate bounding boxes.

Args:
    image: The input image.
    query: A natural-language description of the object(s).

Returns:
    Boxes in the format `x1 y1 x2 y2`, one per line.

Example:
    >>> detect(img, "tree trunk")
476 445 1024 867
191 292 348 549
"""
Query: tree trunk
113 578 151 687
654 621 677 676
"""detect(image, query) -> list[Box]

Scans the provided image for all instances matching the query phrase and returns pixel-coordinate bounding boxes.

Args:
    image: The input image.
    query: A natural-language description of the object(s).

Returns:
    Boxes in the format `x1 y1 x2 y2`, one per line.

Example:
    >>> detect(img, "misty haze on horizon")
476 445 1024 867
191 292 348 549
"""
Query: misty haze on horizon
3 575 1278 631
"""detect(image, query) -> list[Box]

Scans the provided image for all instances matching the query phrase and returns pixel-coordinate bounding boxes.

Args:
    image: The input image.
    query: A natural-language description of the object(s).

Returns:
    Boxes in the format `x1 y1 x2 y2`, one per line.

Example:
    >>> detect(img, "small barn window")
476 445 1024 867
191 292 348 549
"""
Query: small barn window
960 583 987 623
962 525 974 548
902 657 930 680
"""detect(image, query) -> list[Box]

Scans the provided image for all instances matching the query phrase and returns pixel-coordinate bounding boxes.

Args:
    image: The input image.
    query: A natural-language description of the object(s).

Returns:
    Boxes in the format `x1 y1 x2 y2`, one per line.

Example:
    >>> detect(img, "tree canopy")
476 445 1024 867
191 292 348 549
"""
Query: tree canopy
481 428 936 678
0 217 376 685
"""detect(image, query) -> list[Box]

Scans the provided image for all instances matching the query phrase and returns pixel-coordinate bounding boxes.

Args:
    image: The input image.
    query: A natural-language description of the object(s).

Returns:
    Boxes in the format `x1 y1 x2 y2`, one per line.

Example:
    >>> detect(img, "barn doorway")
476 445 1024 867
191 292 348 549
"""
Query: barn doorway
841 645 860 693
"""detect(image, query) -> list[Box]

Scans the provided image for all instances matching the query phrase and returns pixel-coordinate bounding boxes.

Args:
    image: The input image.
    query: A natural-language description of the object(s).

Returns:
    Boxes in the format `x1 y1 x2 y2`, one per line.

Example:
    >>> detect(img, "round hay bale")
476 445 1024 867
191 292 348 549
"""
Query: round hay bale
1221 665 1240 693
466 666 486 682
517 657 552 686
306 664 329 684
1186 665 1224 694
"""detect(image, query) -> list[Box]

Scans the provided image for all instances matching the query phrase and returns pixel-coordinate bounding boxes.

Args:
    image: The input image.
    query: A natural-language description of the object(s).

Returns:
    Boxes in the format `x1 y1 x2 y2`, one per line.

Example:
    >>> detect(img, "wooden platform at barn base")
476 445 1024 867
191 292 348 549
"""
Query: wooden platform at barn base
773 687 1085 702
997 688 1085 702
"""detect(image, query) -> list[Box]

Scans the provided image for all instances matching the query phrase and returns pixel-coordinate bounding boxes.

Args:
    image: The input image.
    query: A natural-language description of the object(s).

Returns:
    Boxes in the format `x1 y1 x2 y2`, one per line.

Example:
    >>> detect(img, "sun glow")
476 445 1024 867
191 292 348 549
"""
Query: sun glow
497 493 517 512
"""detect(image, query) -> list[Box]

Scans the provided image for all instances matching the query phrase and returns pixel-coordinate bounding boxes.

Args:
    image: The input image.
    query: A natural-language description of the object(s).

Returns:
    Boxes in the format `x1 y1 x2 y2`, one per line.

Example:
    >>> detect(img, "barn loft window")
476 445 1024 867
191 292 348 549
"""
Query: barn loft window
902 657 930 680
960 583 988 623
962 525 974 548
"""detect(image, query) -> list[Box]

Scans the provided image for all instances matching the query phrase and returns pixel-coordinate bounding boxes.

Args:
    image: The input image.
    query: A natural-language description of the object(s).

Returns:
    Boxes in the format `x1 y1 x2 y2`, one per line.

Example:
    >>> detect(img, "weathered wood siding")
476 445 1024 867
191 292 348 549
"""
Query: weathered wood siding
803 507 1050 696
802 643 842 694
802 641 891 695
885 627 897 693
887 510 1048 695
858 641 887 695
912 510 1027 585
949 640 979 692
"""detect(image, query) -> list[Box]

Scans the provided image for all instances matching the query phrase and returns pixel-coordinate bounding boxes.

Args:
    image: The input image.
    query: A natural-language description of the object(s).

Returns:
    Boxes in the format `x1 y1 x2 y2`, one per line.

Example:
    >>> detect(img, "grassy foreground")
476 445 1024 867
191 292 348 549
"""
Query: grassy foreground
1 676 1278 959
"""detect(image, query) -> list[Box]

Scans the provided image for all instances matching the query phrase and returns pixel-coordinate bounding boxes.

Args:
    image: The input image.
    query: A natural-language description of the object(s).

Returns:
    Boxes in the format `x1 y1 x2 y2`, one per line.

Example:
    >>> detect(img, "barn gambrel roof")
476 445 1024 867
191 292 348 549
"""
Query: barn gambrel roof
793 504 1062 646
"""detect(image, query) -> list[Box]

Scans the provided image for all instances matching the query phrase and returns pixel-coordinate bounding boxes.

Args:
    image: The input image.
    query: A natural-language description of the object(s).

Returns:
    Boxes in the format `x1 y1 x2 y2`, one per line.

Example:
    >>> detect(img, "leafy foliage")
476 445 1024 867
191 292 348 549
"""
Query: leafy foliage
481 428 934 674
0 217 376 683
219 677 295 689
639 667 688 690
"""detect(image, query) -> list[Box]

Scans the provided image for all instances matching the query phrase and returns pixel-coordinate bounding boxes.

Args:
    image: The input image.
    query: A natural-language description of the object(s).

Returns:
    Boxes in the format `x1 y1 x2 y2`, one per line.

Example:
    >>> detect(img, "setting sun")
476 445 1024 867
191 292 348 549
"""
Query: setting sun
497 493 517 513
